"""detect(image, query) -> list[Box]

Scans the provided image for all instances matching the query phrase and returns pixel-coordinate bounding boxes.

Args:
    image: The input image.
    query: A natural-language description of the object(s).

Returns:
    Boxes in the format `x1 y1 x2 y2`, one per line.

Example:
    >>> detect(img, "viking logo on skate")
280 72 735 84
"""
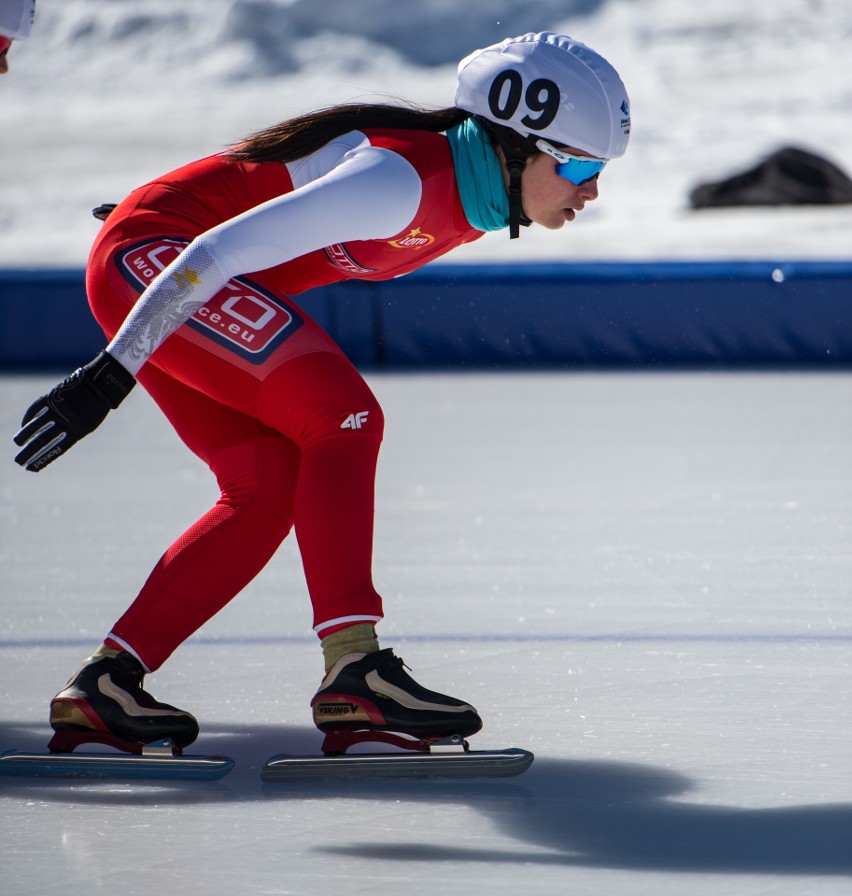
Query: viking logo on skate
388 227 435 249
117 238 303 364
316 702 361 716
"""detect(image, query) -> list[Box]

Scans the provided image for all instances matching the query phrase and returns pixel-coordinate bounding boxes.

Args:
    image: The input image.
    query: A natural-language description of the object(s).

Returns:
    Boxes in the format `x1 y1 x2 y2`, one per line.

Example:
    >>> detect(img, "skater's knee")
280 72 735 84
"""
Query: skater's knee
258 352 385 448
304 376 385 448
326 393 384 444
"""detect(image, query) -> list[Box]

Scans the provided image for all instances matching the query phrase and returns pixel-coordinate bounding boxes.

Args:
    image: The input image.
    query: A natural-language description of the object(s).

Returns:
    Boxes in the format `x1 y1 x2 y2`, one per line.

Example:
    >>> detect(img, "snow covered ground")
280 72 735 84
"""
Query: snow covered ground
2 0 852 266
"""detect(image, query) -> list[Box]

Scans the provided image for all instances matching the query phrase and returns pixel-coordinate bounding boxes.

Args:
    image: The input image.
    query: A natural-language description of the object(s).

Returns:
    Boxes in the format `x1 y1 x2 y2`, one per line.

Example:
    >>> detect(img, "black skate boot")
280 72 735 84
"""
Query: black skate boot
311 648 482 753
48 649 200 755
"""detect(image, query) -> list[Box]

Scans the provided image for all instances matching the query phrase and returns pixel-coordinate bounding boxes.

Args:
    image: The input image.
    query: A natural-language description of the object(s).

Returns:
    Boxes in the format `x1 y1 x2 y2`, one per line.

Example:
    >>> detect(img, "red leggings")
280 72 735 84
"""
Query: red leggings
87 234 384 671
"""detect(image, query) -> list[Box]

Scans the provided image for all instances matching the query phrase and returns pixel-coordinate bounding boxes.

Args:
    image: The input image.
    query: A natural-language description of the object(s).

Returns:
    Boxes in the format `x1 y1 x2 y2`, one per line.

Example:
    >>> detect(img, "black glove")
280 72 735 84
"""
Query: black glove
13 351 136 472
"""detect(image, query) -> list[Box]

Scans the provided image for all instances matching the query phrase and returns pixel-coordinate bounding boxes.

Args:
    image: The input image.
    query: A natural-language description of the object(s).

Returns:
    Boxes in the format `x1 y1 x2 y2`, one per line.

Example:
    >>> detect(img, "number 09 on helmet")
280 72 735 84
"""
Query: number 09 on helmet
454 31 631 162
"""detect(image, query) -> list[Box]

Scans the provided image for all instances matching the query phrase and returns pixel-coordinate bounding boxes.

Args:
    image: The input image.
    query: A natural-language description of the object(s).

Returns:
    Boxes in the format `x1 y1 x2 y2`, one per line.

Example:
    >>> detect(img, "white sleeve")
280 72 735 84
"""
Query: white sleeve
106 136 423 375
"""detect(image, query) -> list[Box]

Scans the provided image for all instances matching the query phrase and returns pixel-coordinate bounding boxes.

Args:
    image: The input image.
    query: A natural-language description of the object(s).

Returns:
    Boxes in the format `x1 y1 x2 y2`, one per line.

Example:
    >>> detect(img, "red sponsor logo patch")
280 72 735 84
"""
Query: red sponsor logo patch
324 243 376 275
117 238 302 364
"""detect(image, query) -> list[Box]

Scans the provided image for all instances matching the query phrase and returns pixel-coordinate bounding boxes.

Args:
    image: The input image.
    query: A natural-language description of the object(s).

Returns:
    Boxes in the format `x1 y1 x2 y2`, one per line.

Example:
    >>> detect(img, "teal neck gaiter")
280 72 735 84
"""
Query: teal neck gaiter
446 118 510 232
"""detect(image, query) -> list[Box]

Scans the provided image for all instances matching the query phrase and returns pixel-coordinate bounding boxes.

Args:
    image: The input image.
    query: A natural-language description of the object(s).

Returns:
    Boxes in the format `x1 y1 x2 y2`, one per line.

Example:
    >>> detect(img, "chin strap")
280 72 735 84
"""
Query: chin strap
481 122 537 239
505 156 532 239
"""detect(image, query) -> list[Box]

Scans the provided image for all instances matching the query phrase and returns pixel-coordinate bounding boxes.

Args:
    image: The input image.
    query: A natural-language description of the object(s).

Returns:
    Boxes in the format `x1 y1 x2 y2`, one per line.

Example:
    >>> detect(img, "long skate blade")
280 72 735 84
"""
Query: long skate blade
261 748 533 781
0 750 234 781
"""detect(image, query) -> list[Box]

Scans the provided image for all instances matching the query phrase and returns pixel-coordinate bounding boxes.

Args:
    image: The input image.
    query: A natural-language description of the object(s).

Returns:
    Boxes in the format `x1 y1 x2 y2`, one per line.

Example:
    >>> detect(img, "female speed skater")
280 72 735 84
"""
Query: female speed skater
13 32 630 756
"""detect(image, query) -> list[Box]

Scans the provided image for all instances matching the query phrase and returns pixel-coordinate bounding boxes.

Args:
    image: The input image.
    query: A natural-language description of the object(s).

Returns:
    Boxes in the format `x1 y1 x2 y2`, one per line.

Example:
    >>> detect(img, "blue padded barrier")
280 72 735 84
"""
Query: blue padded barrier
366 261 852 368
1 269 105 371
1 261 851 371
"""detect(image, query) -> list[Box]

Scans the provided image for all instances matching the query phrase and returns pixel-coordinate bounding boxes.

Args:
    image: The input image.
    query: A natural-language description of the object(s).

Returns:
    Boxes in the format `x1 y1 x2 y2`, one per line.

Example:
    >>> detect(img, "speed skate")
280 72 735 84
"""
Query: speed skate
262 729 534 781
266 647 535 780
0 732 234 781
1 648 531 782
0 731 532 782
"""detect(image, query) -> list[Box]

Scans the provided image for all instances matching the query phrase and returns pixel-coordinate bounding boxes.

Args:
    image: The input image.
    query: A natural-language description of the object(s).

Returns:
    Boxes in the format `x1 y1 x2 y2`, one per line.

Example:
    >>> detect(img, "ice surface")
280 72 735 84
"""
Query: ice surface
1 371 850 895
2 0 852 266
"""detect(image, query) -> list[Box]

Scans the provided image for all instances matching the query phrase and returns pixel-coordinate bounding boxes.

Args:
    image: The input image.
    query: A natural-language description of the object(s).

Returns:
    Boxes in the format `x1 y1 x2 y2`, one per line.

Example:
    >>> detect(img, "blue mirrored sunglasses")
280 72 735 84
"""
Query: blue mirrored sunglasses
535 139 607 185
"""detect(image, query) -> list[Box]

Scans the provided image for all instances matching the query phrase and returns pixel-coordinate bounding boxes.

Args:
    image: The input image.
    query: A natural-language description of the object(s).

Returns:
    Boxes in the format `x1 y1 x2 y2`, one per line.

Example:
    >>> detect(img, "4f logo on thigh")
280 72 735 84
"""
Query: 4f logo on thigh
341 412 370 430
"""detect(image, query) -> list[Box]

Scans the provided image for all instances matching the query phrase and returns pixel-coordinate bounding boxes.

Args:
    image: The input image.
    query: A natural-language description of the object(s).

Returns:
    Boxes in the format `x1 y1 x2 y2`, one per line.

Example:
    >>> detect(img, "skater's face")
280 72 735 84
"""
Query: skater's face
500 145 602 230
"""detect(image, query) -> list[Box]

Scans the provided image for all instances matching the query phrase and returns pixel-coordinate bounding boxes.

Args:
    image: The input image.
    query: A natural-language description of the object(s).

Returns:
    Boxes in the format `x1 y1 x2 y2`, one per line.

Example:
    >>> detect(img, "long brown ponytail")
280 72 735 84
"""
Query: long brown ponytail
229 103 471 164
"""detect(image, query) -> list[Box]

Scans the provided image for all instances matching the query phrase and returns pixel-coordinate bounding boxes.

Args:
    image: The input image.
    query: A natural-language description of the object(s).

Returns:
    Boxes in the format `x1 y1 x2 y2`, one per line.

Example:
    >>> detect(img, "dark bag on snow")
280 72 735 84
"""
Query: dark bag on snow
689 146 852 208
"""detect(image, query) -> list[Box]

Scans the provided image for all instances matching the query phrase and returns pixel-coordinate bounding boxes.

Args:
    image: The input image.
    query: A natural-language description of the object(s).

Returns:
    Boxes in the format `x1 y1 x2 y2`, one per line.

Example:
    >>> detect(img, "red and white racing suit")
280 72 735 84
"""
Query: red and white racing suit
86 128 484 671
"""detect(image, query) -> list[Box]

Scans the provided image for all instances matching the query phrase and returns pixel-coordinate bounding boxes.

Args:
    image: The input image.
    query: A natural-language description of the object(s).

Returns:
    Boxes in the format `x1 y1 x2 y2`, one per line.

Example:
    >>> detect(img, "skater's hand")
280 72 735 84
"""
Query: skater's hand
13 351 136 472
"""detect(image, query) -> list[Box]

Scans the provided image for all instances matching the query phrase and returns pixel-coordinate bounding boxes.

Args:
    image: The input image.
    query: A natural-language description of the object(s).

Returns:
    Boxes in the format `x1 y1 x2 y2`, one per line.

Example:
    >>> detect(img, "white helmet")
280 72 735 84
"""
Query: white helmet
455 32 630 160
